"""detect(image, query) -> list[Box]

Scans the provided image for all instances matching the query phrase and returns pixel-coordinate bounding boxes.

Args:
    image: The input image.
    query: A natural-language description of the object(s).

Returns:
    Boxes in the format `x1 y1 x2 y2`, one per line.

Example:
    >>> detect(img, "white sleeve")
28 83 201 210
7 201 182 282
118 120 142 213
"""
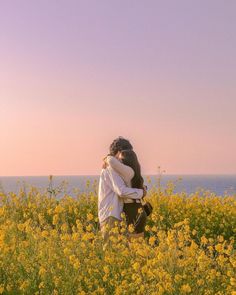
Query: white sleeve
107 167 143 199
106 156 134 184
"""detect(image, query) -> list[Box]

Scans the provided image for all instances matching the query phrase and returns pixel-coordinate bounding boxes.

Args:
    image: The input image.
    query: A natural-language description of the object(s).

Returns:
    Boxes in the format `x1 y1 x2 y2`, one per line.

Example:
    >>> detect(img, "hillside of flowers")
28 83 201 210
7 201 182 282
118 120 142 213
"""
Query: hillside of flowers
0 177 235 294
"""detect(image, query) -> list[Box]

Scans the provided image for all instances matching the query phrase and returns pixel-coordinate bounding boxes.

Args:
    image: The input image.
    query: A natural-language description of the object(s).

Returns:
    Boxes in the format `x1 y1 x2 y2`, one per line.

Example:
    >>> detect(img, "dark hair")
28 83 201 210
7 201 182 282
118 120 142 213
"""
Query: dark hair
109 136 133 156
120 149 144 189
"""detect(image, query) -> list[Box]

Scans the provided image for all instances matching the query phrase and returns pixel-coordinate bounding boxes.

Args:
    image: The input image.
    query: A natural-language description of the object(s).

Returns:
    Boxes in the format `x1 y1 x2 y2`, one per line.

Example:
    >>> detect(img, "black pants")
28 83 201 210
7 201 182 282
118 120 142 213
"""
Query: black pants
123 202 147 234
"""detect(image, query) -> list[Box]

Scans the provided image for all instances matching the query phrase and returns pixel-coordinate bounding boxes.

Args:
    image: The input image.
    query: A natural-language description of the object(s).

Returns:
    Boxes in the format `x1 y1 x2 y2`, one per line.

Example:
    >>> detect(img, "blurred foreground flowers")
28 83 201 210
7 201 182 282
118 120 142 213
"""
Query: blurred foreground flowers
0 179 236 294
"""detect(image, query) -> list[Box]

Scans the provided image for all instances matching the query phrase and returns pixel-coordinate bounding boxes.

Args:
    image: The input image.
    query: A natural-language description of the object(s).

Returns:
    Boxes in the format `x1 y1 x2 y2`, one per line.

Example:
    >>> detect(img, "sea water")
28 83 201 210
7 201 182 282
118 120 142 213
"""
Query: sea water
0 175 236 198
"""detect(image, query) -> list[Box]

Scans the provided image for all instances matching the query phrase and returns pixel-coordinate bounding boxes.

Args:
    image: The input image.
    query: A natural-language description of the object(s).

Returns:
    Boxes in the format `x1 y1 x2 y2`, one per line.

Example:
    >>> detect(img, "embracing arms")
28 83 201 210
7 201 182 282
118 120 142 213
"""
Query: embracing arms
107 167 144 199
104 155 134 184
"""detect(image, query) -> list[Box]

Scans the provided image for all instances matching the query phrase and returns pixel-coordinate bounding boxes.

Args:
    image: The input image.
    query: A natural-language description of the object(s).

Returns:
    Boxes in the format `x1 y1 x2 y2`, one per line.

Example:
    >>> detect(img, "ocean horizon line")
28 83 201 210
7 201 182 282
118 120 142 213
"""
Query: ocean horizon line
1 173 236 177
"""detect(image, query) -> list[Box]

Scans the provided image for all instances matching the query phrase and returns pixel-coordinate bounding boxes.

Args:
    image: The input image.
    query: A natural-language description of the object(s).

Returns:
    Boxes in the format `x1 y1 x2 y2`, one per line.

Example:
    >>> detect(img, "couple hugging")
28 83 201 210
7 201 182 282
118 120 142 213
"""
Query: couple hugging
98 136 152 247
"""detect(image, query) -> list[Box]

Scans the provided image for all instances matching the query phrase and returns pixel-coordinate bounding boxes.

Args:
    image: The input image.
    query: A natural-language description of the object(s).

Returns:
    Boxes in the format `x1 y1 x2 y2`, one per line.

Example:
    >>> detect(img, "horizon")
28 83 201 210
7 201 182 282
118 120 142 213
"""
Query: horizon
1 1 236 176
1 173 236 178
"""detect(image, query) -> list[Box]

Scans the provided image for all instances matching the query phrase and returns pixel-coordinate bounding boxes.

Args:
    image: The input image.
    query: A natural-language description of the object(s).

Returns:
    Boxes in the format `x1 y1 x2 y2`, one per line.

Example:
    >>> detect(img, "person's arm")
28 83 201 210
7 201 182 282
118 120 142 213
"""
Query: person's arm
107 167 143 199
105 155 134 184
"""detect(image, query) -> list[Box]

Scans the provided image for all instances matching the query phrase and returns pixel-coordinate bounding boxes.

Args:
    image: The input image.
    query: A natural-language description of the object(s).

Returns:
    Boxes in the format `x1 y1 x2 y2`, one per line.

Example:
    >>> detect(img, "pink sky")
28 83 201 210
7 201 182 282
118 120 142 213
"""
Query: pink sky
1 1 236 176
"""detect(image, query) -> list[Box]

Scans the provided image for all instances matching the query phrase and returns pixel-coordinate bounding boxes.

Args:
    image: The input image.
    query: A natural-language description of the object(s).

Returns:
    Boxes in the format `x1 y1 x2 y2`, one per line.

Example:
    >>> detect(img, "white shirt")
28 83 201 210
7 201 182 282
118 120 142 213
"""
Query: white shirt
105 155 136 203
98 166 143 224
105 155 134 186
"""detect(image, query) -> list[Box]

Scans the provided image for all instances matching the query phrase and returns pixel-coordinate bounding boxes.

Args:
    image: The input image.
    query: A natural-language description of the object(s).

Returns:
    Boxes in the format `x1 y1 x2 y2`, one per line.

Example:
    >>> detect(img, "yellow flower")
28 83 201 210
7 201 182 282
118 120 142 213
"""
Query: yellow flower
41 230 49 238
39 267 46 276
180 284 191 293
103 266 109 274
218 235 224 242
81 232 94 241
230 278 236 286
128 224 135 233
138 207 143 214
39 282 45 289
145 225 150 231
197 279 204 286
133 262 140 271
174 274 182 283
87 213 94 221
151 225 158 232
63 248 70 256
61 223 68 232
149 236 156 246
73 260 80 270
200 235 208 245
17 223 25 231
54 205 64 214
103 275 108 282
72 233 79 241
86 224 93 232
80 242 86 249
69 255 76 263
121 212 126 219
215 243 223 252
53 276 60 287
192 229 197 235
52 214 59 225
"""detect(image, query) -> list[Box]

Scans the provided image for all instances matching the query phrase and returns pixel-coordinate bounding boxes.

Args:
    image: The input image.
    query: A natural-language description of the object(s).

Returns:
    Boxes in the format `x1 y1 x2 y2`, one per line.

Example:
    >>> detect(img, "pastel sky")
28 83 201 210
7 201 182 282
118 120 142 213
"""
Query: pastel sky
1 0 236 176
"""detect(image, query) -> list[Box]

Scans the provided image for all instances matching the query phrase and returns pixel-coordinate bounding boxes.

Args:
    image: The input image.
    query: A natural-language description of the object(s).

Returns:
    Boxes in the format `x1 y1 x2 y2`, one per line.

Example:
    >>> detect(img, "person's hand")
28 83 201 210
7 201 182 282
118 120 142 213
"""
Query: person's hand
102 155 110 169
142 185 147 198
102 156 107 169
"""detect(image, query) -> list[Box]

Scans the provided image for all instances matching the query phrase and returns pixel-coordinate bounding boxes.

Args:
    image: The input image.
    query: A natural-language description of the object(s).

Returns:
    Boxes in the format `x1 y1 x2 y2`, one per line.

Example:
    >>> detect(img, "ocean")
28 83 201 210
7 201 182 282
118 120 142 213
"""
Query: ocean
0 175 236 198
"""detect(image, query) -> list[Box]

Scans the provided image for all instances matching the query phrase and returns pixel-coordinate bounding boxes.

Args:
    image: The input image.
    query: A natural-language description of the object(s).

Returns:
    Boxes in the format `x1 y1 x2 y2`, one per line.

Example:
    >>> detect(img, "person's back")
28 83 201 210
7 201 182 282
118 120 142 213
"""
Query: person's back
98 166 143 224
98 166 143 250
98 168 123 224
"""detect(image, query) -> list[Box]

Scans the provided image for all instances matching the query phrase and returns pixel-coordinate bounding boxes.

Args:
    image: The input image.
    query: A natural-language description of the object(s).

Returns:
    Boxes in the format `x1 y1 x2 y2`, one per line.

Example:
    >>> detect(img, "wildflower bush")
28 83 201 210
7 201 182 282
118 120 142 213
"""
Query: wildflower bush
0 179 236 294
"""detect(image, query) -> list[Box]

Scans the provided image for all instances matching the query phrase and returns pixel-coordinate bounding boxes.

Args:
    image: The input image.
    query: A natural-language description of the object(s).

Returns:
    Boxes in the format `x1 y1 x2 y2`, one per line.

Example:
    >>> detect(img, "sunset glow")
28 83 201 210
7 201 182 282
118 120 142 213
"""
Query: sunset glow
1 1 236 176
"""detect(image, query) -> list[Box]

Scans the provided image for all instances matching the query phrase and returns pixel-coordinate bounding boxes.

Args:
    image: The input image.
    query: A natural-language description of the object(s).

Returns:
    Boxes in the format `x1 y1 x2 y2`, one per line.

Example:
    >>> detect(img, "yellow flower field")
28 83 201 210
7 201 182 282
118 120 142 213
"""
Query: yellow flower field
0 179 236 294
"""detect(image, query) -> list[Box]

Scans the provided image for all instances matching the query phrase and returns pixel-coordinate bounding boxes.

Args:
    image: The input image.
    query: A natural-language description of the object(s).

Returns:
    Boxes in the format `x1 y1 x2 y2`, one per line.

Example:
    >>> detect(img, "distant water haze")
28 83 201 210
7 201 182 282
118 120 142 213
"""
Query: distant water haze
1 175 236 198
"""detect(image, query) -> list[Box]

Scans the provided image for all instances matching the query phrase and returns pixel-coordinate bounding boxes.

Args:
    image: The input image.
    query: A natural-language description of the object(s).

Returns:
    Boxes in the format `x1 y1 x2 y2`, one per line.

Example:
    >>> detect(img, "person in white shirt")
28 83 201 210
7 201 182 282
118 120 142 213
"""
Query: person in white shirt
104 150 147 239
98 137 146 246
